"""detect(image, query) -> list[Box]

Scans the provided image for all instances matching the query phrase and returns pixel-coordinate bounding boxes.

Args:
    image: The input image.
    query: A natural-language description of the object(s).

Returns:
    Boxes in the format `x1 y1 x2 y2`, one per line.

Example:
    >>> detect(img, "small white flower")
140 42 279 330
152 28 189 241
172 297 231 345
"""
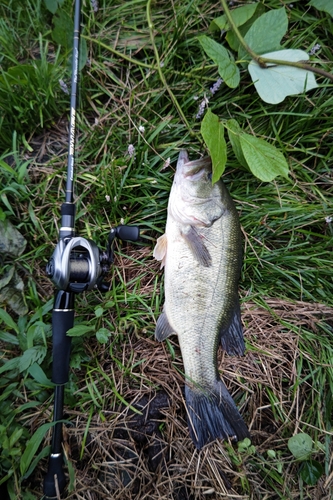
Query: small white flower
196 95 209 120
127 144 135 158
120 218 125 225
162 157 171 170
325 216 332 223
105 195 110 202
91 0 98 12
210 77 223 95
138 125 145 134
114 196 117 202
309 43 321 56
59 79 69 94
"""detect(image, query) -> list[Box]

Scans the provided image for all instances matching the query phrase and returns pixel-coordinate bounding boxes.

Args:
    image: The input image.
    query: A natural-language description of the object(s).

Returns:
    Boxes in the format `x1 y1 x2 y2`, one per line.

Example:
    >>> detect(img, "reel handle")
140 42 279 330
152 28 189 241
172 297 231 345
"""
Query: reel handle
116 225 140 242
103 224 140 268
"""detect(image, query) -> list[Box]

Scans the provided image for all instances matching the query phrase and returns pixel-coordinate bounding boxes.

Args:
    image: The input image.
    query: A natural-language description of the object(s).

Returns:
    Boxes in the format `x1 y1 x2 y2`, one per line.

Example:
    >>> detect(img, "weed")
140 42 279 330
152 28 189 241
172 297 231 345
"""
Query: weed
0 0 332 498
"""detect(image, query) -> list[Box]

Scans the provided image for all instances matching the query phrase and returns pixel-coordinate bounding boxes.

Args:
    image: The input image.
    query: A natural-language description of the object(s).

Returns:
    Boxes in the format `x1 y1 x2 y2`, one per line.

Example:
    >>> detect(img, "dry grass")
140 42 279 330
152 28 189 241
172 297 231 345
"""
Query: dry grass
2 1 332 498
32 292 333 499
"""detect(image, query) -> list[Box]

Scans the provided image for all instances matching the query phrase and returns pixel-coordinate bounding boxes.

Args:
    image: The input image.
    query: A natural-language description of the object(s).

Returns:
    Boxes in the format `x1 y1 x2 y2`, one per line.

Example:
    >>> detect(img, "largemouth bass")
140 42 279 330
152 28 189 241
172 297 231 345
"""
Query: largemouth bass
153 150 249 449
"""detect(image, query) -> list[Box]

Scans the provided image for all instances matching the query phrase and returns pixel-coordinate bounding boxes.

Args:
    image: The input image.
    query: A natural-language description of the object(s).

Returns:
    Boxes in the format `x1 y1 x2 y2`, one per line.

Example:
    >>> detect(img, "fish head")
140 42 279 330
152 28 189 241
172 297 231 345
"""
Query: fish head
169 150 224 227
175 151 213 195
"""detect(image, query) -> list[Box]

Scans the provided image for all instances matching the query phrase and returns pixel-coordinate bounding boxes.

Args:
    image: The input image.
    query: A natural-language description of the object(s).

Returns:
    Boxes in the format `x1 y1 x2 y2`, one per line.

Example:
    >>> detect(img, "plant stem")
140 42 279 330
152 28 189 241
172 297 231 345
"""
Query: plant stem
219 0 333 82
257 57 333 81
219 0 258 60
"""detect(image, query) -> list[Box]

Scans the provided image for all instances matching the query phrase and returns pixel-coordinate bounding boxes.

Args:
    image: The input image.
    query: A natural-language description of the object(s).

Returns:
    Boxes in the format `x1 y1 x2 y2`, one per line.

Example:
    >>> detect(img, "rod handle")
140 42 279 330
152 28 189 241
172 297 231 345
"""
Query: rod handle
52 309 74 385
43 453 66 498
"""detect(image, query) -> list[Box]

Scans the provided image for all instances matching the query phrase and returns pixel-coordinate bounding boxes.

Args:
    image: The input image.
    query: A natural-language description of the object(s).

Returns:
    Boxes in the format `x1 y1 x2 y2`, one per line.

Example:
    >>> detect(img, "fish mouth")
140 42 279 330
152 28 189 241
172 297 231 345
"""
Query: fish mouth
176 151 212 179
183 157 212 179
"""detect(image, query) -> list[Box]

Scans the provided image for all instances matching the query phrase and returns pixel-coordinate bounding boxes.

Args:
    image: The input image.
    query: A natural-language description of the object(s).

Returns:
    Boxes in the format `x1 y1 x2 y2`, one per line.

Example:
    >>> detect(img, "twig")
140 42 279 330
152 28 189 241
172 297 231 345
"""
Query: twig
220 0 333 82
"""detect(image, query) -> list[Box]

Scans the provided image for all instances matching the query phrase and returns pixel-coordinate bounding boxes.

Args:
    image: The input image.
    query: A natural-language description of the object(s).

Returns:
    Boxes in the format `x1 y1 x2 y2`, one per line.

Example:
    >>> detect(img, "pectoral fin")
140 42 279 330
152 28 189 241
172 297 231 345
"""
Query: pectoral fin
181 225 212 267
155 312 176 341
153 233 167 269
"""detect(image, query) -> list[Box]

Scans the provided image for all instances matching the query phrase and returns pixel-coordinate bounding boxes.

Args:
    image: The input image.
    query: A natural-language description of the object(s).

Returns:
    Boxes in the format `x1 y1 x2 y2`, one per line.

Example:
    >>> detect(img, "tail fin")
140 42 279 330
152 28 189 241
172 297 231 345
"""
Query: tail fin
185 380 249 449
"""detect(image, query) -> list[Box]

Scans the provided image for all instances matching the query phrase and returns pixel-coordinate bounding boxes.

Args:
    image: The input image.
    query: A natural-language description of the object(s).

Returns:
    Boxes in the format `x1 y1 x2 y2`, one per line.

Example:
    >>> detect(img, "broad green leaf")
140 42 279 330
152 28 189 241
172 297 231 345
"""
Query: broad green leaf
239 133 289 182
201 109 227 183
0 219 27 257
226 119 247 168
226 3 266 52
0 160 16 176
20 422 56 476
67 458 76 492
0 268 28 316
248 50 318 104
0 357 20 375
16 401 41 413
300 460 324 485
288 433 313 460
28 363 53 387
5 64 35 85
18 346 47 373
52 9 73 49
308 0 333 16
9 427 23 448
210 3 258 32
21 445 51 481
239 7 288 61
79 37 88 71
0 308 19 332
44 0 59 14
94 306 104 318
218 59 240 89
0 331 19 344
198 36 239 88
66 324 95 337
96 327 111 344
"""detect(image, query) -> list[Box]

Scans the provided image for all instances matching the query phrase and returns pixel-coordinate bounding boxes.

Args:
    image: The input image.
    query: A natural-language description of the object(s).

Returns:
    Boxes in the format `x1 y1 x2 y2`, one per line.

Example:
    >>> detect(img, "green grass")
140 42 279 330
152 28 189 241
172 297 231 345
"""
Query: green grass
0 0 333 498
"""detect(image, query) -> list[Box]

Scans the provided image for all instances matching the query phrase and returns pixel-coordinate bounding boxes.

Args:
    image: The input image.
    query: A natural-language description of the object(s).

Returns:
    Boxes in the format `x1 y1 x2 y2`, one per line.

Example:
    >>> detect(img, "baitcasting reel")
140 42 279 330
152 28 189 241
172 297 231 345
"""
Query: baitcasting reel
46 224 140 293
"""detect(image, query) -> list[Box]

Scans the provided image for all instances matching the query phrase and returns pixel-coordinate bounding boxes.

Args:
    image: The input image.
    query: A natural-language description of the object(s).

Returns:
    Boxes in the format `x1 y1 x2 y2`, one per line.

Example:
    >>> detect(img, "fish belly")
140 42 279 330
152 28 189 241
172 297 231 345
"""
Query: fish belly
164 213 238 384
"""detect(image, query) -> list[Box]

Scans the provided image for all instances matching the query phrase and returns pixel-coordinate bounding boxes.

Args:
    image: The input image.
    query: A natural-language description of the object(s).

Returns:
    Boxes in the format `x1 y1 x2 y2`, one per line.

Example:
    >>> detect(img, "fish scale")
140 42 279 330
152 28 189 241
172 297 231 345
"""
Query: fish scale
154 150 249 448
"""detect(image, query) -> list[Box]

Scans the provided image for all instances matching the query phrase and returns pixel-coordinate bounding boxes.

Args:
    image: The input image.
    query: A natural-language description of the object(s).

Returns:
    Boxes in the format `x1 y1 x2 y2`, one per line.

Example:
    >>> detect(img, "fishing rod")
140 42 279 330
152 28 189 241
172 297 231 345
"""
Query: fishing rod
43 1 139 497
